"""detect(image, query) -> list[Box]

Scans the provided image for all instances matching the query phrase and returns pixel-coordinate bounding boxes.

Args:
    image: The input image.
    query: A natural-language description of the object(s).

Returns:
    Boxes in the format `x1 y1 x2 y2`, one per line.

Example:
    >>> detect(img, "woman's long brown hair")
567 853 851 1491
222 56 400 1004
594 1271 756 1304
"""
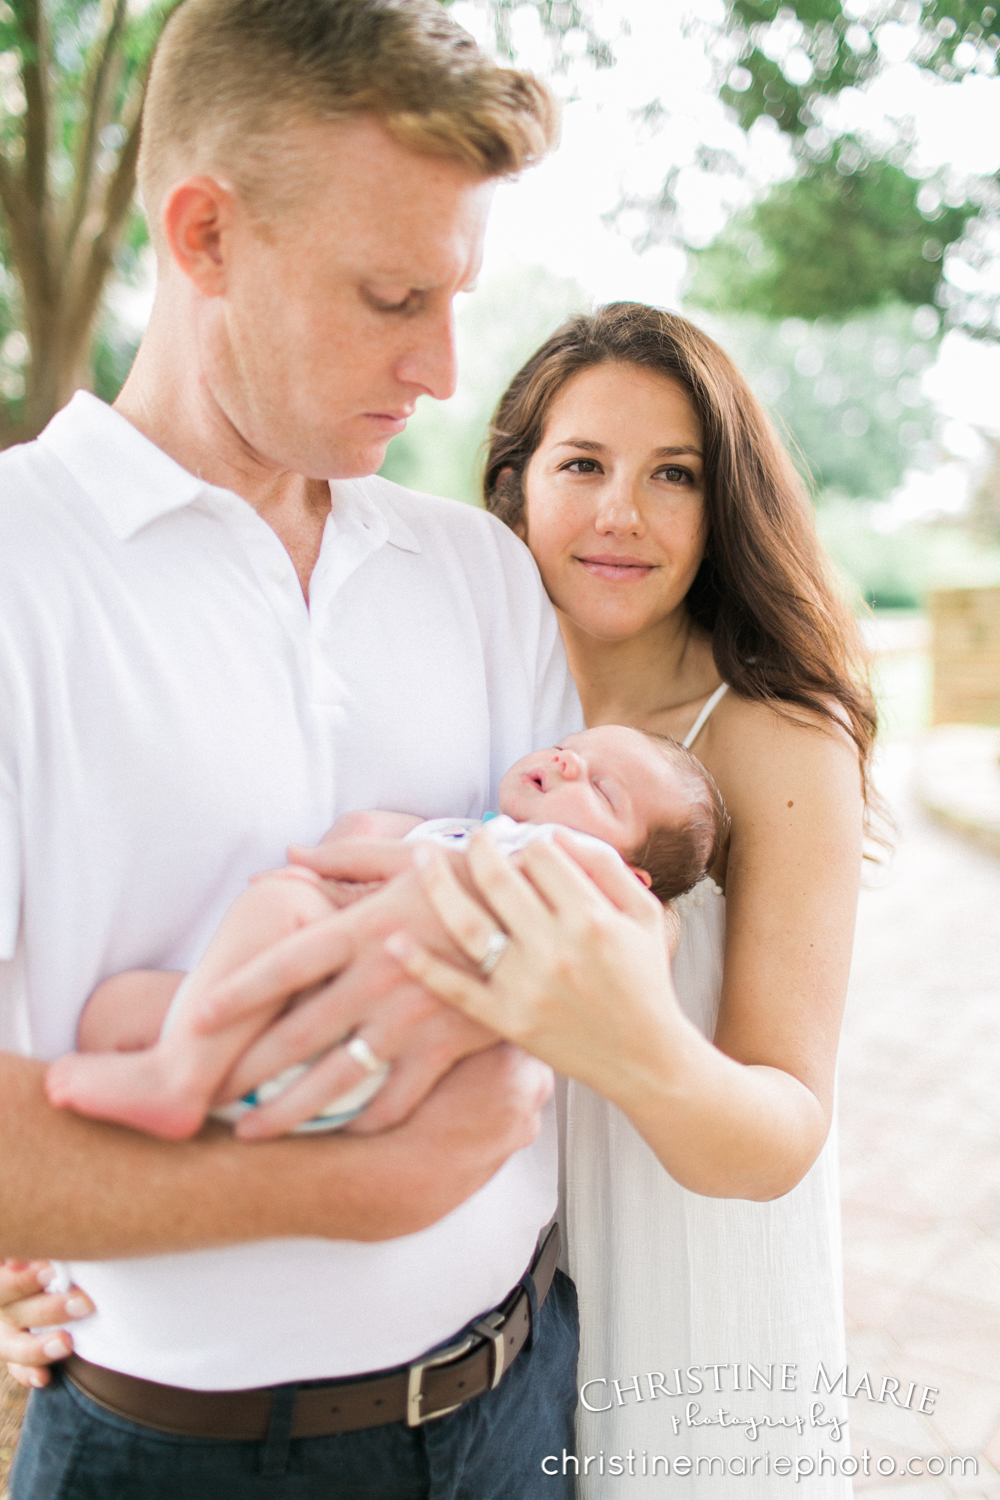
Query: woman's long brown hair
484 302 878 805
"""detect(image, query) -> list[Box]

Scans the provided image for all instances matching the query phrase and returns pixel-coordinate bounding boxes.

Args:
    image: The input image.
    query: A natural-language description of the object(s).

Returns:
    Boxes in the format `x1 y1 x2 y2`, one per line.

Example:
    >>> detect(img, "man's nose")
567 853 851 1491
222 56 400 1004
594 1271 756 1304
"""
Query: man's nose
594 476 645 536
396 304 458 402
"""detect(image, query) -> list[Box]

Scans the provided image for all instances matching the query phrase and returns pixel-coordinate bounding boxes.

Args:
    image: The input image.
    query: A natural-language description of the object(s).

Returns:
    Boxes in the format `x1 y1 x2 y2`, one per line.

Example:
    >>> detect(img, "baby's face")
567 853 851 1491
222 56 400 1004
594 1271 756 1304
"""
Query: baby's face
498 725 685 857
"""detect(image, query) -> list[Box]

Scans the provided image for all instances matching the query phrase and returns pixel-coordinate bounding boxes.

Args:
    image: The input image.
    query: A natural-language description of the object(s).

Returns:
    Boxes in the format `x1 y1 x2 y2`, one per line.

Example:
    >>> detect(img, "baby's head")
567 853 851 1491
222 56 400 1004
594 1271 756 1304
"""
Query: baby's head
498 724 729 902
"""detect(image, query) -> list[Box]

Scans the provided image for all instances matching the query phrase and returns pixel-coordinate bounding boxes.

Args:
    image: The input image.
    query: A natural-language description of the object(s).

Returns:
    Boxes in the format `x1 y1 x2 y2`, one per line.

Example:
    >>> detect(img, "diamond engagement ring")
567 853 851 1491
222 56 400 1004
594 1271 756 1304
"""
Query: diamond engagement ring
346 1035 386 1075
478 930 509 977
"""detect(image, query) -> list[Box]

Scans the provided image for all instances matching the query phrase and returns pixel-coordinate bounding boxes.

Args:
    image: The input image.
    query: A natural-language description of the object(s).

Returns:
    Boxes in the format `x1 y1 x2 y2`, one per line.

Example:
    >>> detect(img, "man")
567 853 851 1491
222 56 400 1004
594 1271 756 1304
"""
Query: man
0 2 581 1494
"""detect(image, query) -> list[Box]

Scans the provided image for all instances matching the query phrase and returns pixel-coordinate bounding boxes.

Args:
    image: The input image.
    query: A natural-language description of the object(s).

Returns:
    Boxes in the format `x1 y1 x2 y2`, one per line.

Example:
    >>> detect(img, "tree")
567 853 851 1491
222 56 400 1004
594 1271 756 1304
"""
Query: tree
706 0 1000 336
0 0 177 445
718 0 998 140
689 156 976 321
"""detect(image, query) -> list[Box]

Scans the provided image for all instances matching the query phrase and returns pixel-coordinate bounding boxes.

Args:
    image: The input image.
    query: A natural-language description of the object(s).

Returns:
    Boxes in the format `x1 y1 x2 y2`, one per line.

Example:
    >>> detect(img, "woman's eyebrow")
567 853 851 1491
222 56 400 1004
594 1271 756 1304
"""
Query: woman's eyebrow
653 445 704 459
552 439 605 453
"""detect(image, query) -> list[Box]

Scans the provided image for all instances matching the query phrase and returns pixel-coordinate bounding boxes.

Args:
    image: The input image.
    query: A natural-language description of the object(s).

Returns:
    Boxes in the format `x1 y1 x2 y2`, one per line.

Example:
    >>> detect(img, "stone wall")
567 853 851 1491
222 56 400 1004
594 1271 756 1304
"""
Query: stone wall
929 586 1000 726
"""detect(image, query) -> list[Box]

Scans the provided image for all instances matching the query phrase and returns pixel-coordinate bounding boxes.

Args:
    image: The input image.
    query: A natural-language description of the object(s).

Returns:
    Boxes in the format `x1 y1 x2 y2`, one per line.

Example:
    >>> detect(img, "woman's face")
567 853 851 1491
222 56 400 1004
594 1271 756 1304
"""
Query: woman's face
521 363 707 643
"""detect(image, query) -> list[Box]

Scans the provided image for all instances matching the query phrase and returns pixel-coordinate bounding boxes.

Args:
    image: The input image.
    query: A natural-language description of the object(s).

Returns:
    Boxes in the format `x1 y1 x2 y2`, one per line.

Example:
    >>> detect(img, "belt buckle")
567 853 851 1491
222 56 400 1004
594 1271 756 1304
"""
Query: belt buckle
406 1331 478 1426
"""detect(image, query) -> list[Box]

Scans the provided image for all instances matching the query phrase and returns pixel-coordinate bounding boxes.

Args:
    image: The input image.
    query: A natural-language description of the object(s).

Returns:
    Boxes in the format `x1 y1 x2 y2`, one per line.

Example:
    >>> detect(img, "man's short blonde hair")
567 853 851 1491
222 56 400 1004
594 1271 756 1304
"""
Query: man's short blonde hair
138 0 560 229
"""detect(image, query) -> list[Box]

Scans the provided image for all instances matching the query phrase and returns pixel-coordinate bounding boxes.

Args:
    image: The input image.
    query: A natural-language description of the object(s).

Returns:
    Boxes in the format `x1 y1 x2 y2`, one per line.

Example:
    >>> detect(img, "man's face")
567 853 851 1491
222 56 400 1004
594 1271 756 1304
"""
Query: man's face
194 116 494 480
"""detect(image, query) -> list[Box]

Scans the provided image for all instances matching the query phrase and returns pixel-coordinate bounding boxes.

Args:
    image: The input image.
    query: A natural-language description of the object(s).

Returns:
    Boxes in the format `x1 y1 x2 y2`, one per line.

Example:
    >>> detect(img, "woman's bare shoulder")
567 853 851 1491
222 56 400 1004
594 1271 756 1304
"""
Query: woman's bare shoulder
700 690 862 821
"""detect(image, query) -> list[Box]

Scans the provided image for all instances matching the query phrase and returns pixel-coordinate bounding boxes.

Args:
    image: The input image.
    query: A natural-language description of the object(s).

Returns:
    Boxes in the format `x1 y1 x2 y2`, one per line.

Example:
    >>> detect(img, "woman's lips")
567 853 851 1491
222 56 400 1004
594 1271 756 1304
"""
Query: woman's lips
576 554 657 581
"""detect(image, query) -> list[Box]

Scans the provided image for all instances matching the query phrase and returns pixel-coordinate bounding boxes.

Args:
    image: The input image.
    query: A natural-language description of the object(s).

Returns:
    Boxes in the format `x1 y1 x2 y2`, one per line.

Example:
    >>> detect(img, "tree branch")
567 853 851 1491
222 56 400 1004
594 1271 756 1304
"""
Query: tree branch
63 0 130 265
64 93 144 363
11 0 48 211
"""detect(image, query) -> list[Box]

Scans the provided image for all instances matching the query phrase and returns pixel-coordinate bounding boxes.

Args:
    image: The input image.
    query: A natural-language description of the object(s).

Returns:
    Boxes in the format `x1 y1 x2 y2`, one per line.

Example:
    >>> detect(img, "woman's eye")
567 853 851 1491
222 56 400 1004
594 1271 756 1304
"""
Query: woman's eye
657 465 692 484
562 459 601 474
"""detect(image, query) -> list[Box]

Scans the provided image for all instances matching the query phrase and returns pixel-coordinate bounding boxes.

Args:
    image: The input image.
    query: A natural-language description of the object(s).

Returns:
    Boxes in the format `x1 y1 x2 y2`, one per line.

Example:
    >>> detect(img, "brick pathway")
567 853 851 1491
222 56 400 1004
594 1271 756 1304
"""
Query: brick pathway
840 739 1000 1496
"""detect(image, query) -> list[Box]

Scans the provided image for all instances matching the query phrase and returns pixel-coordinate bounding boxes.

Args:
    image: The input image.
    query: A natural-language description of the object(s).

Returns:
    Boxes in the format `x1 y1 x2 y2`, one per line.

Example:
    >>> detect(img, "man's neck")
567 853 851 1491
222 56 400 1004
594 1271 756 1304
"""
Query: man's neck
113 302 331 599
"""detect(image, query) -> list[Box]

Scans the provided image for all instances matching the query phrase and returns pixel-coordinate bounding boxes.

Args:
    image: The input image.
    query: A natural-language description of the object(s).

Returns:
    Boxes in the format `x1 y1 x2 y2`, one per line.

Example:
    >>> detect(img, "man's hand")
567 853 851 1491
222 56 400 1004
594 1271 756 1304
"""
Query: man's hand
199 849 501 1139
286 837 420 910
349 1044 554 1239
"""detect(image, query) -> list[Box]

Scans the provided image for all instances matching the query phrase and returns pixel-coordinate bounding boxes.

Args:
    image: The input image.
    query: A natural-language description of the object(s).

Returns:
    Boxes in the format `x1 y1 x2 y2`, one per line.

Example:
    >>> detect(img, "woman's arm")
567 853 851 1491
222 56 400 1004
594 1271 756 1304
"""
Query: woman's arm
388 702 862 1201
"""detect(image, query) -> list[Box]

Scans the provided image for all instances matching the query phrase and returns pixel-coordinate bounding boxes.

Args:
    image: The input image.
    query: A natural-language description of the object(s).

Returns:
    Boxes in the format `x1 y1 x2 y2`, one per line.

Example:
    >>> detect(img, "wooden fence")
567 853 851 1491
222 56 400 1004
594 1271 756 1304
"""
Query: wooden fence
929 586 1000 726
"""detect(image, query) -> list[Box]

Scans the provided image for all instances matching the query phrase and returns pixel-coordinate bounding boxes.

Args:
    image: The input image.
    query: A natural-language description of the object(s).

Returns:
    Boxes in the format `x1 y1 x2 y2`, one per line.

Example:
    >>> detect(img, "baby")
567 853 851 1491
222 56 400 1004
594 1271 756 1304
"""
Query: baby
46 725 728 1141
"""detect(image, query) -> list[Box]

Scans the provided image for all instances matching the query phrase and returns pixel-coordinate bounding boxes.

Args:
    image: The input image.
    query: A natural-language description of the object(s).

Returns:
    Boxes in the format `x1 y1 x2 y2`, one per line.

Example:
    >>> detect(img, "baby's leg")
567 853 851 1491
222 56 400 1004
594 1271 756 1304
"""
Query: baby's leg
46 872 334 1139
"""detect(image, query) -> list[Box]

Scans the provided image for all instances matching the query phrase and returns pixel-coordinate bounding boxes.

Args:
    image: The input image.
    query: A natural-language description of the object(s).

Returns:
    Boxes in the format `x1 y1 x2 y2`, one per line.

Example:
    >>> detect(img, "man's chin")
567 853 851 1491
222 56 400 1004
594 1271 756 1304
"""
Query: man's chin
321 438 395 483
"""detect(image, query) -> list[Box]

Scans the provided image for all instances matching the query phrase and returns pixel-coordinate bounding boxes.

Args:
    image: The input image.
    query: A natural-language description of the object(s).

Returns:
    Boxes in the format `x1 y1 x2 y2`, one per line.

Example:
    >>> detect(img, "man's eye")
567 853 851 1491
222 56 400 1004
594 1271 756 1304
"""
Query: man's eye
364 288 422 315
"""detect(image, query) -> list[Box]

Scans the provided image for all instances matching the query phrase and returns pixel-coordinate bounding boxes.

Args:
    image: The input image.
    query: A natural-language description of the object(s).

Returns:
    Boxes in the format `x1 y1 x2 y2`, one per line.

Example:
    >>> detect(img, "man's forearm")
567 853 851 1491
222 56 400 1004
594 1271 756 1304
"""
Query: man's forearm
0 1047 546 1259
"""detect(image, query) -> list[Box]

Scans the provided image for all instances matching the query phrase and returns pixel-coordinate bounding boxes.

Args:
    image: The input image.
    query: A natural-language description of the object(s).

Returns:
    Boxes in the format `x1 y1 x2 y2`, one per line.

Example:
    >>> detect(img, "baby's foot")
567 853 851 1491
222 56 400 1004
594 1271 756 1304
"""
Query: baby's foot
45 1050 209 1140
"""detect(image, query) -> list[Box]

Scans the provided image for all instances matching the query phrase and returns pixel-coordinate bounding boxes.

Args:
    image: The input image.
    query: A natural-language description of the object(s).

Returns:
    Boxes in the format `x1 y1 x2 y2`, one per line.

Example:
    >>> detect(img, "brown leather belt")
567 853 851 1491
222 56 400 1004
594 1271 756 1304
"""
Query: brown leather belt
63 1223 561 1441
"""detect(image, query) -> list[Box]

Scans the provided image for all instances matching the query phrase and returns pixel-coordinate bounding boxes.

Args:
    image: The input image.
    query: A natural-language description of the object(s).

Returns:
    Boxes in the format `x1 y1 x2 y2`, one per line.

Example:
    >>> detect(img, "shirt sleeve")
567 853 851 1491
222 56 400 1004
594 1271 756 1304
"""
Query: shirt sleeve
531 590 585 749
0 761 20 962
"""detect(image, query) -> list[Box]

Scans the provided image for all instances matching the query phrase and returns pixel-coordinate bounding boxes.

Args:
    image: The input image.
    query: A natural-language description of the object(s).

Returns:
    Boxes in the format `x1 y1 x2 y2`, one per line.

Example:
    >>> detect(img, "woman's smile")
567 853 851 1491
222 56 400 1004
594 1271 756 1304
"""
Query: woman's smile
574 553 659 582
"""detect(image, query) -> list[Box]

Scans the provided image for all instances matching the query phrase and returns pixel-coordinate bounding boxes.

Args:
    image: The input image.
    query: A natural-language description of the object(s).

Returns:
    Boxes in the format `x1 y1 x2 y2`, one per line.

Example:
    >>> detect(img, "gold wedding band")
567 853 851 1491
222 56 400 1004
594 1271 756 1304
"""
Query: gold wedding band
478 930 509 977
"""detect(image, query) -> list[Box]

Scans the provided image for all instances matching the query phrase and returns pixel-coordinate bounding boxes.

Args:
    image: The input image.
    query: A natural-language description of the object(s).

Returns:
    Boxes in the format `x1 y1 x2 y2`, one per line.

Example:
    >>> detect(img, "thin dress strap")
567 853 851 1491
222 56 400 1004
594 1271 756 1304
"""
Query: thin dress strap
681 682 729 749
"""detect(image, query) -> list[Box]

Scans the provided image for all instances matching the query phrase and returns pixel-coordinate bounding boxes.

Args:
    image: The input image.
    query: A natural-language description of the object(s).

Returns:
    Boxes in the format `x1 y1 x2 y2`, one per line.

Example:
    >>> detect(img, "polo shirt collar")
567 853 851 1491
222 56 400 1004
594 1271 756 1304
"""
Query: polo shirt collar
40 391 423 554
38 391 207 541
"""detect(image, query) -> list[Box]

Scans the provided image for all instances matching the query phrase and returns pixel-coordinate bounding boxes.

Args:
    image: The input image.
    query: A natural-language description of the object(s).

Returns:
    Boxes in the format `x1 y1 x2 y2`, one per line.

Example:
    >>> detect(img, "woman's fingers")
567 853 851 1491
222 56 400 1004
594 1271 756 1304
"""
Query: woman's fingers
550 831 667 922
0 1261 93 1387
460 831 555 935
8 1361 53 1389
385 934 497 1029
2 1288 91 1330
410 845 515 965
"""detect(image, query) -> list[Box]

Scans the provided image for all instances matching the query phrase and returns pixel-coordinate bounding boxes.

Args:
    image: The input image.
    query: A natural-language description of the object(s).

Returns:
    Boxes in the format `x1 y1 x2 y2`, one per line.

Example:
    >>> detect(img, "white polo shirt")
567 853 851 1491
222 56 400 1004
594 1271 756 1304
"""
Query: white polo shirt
0 391 581 1389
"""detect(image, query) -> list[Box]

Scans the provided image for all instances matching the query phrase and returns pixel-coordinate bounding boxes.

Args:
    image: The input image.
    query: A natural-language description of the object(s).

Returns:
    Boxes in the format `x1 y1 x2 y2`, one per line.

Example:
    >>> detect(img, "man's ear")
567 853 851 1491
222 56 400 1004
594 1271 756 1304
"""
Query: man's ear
160 176 236 297
629 865 653 889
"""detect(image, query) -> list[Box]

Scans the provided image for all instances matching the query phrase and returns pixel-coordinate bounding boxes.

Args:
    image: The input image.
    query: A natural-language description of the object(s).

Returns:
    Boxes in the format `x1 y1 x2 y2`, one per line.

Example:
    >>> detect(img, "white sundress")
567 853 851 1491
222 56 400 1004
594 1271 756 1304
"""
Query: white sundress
561 684 851 1497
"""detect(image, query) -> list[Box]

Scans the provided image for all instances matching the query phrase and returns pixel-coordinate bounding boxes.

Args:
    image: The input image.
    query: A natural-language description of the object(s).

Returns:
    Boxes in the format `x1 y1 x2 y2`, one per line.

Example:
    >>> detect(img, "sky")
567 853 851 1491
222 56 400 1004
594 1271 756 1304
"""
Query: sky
449 0 1000 522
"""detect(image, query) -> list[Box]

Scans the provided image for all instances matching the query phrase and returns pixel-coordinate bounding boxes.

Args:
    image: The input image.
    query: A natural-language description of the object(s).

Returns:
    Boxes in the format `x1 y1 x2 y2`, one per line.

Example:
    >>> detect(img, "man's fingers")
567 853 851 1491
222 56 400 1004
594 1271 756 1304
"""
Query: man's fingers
219 954 424 1098
193 911 361 1033
287 839 415 883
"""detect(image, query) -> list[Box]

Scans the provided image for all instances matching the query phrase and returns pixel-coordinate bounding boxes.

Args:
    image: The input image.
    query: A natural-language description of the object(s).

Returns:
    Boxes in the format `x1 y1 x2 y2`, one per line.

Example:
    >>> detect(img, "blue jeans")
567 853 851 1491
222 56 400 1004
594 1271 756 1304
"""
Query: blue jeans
11 1270 578 1500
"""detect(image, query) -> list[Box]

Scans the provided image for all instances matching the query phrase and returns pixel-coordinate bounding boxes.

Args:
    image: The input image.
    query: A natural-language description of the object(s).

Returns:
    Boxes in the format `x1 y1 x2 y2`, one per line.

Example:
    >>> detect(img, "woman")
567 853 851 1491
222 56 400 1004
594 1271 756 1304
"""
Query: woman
1 306 869 1494
387 304 872 1495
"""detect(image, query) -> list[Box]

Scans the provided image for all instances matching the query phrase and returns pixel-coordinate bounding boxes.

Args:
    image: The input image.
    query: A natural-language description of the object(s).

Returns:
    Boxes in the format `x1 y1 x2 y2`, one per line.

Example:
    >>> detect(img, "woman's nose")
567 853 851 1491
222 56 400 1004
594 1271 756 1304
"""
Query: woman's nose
593 477 644 536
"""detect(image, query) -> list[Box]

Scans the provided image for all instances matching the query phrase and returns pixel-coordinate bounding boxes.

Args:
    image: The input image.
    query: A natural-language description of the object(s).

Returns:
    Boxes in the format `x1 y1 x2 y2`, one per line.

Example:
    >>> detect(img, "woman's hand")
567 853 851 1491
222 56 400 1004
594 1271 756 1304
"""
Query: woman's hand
385 830 687 1105
0 1260 94 1388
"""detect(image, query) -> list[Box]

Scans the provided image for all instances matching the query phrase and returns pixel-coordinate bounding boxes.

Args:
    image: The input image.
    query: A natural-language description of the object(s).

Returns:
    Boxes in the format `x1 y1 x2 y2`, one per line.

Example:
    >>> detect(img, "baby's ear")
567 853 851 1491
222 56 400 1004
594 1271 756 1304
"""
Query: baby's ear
629 865 653 889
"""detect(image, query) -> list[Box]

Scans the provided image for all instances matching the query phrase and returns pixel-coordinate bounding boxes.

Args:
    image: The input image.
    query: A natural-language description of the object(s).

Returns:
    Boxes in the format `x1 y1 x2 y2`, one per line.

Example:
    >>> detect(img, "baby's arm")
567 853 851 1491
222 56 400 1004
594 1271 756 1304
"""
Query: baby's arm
320 810 425 843
46 871 336 1140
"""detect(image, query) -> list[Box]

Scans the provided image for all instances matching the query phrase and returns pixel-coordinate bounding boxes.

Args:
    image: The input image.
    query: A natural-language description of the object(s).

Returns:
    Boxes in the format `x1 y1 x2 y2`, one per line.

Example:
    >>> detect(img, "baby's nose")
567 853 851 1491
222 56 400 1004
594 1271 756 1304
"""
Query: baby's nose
553 750 582 780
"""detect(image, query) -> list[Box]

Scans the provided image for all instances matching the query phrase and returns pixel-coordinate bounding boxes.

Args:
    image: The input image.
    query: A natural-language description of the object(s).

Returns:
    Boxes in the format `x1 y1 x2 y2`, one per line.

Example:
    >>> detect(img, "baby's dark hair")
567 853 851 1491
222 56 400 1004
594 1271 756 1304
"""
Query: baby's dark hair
627 734 730 904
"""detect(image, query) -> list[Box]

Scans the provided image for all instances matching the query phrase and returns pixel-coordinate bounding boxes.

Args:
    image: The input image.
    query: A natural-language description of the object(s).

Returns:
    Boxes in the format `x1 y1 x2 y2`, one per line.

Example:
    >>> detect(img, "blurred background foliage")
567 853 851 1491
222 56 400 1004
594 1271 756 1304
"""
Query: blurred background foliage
0 0 997 624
